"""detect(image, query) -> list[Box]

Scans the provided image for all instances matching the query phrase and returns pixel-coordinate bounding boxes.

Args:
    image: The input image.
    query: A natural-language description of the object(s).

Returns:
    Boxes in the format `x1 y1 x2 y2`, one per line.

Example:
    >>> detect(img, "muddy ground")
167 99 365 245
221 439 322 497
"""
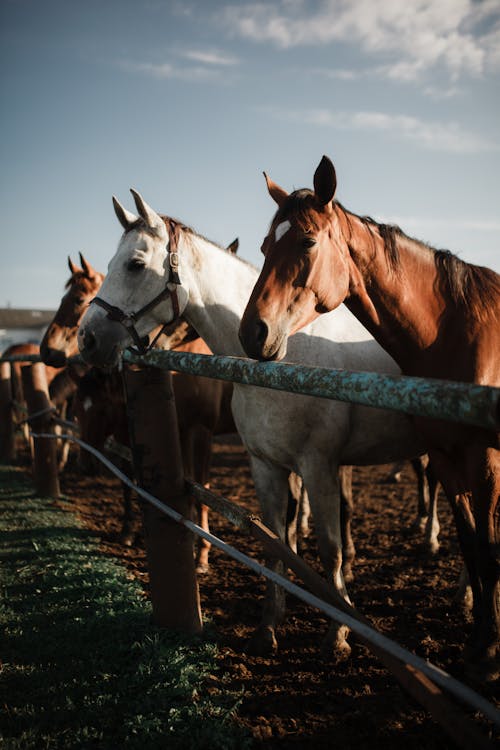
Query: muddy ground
52 436 497 749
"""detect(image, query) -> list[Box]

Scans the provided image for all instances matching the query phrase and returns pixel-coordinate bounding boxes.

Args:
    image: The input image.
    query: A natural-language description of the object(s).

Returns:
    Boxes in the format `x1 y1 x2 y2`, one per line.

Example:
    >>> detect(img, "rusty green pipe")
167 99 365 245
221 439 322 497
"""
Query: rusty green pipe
123 349 500 430
3 350 498 430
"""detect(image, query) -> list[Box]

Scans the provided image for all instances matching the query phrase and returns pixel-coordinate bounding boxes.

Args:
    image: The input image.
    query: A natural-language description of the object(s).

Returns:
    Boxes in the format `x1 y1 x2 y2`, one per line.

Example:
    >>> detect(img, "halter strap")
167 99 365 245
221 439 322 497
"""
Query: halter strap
90 221 182 355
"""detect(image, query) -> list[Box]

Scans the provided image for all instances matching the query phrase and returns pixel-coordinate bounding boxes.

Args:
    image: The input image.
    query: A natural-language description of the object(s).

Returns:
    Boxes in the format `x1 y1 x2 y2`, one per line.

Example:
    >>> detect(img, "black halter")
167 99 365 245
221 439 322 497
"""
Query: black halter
90 223 182 355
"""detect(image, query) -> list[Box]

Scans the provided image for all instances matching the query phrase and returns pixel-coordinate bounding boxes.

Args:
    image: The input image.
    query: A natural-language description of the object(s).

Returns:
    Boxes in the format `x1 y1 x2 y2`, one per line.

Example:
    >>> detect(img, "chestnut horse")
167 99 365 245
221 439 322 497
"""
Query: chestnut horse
77 189 434 656
40 253 240 569
239 155 500 681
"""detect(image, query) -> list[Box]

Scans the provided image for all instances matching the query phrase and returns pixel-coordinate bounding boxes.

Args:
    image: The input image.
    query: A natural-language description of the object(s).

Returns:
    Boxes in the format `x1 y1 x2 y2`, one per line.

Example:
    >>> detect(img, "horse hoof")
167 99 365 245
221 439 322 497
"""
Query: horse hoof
196 562 210 575
421 540 440 557
322 624 351 659
121 532 135 547
245 626 278 656
342 564 354 584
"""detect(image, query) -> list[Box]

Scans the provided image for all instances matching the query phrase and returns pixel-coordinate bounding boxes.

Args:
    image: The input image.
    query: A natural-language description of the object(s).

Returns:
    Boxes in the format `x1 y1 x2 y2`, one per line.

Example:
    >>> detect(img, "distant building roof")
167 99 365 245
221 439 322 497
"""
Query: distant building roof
0 308 56 329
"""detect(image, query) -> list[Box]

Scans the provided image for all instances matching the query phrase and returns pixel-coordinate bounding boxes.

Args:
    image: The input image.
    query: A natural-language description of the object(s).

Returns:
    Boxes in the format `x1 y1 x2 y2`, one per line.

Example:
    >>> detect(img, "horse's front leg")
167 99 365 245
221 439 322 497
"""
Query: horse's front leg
301 460 352 658
247 456 290 655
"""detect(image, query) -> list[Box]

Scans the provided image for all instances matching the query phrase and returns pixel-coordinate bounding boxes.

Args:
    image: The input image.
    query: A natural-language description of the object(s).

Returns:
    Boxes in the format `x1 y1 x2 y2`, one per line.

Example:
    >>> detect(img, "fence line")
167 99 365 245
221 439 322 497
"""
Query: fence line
1 350 499 429
30 429 500 732
122 349 500 430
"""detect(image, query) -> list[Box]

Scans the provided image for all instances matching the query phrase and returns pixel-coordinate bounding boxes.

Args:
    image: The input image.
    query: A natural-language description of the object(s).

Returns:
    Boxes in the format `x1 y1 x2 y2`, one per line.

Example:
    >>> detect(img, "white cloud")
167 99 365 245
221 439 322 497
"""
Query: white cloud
181 49 239 66
117 59 219 82
263 106 499 154
222 0 500 80
117 47 239 83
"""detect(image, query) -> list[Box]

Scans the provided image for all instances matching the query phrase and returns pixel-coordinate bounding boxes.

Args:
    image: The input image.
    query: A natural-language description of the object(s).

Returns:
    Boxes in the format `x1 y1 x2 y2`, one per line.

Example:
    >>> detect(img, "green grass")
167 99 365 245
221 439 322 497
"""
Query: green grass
0 464 252 749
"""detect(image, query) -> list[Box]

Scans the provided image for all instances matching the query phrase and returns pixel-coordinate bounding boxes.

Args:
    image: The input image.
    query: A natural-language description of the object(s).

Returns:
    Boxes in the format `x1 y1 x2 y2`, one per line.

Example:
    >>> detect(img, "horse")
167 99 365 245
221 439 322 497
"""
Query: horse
41 250 293 568
238 155 500 681
77 189 434 657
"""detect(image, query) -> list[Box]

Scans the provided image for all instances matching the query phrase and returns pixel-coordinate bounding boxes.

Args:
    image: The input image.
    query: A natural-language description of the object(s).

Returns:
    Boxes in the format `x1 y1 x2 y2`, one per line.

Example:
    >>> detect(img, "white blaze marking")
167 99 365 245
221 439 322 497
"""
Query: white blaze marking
275 220 291 243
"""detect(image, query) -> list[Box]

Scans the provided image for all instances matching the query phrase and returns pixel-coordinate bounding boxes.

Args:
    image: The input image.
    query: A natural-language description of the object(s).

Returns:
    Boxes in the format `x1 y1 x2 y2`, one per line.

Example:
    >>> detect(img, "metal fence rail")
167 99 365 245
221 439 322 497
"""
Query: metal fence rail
2 350 499 429
123 349 500 430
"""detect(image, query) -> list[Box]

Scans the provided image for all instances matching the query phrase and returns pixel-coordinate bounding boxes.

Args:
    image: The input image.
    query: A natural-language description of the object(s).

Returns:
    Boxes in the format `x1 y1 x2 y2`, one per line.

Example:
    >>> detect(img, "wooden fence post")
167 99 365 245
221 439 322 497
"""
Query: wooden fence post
123 365 202 633
0 362 16 462
21 363 60 498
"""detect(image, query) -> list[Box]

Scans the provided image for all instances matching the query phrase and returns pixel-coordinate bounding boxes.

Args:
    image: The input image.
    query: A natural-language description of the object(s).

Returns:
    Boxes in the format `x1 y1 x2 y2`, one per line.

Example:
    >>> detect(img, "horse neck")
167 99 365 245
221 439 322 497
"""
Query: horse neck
180 233 258 356
338 209 445 367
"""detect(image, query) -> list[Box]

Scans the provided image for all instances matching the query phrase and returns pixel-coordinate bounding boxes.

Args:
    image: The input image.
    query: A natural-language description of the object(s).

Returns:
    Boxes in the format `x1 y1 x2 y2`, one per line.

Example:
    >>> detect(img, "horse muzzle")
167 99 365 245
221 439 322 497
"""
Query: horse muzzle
238 313 288 361
77 319 124 369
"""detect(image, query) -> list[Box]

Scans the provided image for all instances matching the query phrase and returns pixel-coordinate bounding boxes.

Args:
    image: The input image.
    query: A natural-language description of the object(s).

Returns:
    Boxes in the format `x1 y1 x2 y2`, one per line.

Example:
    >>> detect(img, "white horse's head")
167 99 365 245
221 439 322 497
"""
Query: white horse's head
78 190 189 368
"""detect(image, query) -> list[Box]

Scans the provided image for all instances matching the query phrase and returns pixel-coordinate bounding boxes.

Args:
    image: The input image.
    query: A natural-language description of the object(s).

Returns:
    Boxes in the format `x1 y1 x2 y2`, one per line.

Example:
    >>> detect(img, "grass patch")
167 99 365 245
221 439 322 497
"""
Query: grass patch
0 464 252 749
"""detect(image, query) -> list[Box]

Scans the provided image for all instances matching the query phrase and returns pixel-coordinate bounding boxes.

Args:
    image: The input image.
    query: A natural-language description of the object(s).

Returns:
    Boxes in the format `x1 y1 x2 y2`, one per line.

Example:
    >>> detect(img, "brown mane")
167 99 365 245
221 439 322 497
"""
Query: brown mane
280 190 500 323
335 201 500 324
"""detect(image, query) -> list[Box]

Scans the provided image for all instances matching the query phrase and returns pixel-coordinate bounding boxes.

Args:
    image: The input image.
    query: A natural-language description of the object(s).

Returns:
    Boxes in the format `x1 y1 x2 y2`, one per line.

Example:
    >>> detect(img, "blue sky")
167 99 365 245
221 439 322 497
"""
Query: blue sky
1 0 499 309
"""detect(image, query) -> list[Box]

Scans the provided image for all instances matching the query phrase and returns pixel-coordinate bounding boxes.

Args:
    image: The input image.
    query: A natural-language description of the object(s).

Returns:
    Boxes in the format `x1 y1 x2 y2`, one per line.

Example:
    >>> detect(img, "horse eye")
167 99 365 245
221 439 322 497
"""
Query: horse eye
302 236 316 250
127 259 145 272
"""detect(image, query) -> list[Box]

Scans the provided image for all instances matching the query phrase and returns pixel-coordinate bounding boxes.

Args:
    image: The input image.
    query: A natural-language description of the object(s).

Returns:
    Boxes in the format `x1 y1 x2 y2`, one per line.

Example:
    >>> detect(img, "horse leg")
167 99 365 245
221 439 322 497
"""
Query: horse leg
286 473 300 554
247 456 290 655
301 460 351 657
466 446 500 682
429 450 482 658
409 455 430 533
120 479 135 546
287 472 310 552
453 565 473 613
191 426 213 575
339 466 355 583
57 401 71 472
422 460 440 555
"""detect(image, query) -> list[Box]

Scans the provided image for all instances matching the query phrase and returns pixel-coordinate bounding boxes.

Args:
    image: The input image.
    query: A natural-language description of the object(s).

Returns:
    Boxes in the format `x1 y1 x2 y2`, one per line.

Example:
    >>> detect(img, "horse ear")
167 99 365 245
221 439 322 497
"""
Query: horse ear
313 155 337 206
79 253 94 279
130 189 164 233
68 256 78 275
226 238 239 254
113 196 138 230
264 172 288 208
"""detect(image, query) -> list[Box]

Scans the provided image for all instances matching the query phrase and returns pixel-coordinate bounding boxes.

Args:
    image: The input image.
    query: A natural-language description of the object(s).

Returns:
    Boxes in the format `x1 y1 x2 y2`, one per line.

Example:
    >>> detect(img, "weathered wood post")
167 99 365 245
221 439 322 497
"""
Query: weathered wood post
21 363 60 498
0 362 16 461
123 365 202 633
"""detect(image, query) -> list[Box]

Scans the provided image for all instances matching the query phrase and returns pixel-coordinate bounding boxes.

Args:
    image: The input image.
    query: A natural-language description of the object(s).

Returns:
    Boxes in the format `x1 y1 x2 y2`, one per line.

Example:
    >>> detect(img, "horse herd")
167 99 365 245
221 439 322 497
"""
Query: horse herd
9 155 499 683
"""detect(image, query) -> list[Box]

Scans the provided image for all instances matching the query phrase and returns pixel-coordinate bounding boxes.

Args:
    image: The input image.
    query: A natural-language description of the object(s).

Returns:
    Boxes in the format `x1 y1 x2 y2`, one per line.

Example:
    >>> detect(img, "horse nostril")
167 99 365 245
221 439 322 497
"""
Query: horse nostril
256 319 268 345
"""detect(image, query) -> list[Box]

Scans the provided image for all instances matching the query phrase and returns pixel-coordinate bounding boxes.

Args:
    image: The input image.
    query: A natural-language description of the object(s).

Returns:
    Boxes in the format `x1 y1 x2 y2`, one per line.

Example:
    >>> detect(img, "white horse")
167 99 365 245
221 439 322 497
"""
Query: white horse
78 190 432 655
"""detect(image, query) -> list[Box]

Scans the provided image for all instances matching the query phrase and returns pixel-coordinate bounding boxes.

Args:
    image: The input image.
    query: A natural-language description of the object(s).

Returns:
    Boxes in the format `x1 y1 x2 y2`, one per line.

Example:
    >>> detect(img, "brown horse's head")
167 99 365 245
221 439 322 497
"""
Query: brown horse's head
40 254 105 368
239 156 350 360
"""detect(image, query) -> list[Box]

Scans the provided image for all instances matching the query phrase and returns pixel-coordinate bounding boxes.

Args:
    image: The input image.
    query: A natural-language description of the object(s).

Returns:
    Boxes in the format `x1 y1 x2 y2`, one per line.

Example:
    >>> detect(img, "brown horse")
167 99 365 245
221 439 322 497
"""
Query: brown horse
239 155 500 681
40 253 239 568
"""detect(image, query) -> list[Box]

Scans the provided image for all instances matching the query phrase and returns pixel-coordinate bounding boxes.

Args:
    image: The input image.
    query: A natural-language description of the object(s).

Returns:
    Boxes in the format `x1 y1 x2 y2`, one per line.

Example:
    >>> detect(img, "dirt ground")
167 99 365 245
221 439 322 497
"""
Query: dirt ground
53 436 498 749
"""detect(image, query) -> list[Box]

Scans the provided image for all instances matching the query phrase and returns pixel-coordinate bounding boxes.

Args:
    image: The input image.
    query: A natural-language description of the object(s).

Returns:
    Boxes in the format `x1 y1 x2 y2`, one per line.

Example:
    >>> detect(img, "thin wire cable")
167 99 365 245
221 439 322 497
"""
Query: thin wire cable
31 430 500 728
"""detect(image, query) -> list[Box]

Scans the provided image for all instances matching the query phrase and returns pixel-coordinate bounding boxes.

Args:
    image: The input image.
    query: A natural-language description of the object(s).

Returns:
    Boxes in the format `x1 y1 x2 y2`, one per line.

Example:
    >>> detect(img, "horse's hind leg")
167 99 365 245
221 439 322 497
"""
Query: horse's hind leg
467 446 500 682
339 466 355 583
422 461 440 555
286 472 310 552
247 456 290 655
410 455 430 533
